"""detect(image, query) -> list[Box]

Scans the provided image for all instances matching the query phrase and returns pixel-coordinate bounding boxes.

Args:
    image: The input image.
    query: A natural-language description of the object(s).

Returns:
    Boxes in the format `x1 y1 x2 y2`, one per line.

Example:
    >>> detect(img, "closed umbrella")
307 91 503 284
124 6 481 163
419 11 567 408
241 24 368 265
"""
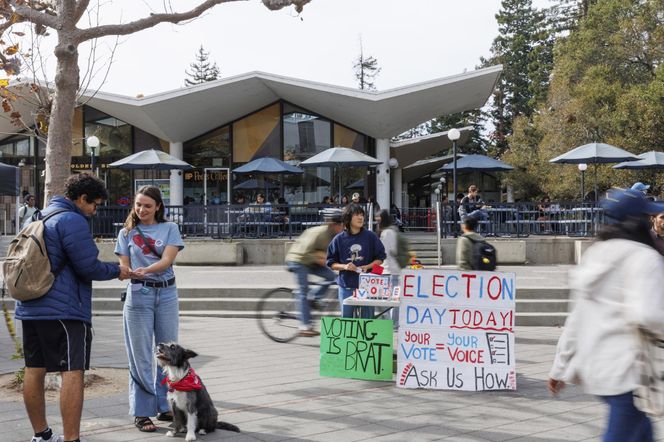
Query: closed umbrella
549 142 639 200
300 147 382 197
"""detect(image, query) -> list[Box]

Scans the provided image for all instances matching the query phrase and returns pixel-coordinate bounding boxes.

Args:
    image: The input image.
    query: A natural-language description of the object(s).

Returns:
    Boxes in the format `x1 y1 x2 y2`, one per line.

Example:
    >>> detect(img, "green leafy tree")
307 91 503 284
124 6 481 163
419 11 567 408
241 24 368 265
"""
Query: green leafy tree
185 45 221 86
483 0 554 155
427 111 487 155
509 0 664 199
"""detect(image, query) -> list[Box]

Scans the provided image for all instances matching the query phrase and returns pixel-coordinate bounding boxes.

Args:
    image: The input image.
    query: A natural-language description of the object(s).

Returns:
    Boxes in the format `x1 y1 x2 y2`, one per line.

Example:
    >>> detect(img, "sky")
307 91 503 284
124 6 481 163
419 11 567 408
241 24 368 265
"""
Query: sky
68 0 552 97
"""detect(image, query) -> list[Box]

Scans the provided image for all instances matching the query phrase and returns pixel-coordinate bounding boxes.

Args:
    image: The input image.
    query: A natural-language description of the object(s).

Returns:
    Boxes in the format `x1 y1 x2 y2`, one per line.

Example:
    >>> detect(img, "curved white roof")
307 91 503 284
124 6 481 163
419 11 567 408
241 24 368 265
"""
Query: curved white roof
83 67 501 142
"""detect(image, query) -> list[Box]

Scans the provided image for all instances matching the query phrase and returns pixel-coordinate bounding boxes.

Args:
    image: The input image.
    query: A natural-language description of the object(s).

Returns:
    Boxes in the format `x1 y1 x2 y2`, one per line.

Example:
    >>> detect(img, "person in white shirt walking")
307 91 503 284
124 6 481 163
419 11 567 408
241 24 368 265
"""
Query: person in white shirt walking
548 188 664 442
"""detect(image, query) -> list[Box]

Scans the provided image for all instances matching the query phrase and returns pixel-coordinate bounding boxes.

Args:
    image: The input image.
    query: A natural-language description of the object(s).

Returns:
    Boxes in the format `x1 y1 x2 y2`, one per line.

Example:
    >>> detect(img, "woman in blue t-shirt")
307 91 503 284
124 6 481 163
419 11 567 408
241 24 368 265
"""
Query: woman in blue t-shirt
114 186 184 433
327 204 386 318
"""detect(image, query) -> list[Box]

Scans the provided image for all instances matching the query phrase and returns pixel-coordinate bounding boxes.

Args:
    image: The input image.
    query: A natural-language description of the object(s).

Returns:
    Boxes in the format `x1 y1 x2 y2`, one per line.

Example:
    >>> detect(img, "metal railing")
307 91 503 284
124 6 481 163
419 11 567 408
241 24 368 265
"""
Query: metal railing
90 201 604 239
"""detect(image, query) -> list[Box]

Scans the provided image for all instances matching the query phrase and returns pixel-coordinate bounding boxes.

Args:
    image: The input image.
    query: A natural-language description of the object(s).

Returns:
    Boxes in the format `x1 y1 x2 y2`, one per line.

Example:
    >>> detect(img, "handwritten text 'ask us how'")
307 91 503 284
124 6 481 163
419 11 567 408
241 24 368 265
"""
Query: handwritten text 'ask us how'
401 272 514 303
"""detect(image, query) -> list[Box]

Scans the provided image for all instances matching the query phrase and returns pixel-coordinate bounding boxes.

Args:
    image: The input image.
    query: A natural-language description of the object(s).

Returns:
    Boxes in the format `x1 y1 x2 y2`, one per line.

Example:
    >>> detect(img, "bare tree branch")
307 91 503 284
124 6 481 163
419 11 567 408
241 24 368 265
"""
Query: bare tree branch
11 4 59 30
75 0 241 42
74 0 91 23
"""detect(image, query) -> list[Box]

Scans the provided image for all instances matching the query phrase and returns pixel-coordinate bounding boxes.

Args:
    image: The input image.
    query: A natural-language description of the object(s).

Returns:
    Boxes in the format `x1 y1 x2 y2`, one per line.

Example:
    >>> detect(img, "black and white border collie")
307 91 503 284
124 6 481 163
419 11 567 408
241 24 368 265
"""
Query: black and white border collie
156 342 240 441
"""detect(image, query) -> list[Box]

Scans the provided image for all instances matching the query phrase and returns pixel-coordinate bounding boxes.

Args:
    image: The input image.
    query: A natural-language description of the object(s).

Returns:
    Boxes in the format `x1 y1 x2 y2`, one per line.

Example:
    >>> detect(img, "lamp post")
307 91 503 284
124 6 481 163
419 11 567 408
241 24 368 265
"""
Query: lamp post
578 163 587 203
87 136 100 175
447 128 461 233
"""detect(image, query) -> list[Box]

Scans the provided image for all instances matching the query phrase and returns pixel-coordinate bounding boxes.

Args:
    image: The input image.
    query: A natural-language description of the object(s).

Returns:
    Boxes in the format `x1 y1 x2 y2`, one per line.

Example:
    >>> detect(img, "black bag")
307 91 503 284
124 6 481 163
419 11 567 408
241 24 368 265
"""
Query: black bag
468 237 497 271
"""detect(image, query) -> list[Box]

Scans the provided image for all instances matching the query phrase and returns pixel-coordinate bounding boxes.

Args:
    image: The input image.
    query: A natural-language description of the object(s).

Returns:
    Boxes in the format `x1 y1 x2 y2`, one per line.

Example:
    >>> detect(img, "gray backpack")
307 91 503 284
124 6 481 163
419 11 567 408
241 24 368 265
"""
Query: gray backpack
2 209 67 301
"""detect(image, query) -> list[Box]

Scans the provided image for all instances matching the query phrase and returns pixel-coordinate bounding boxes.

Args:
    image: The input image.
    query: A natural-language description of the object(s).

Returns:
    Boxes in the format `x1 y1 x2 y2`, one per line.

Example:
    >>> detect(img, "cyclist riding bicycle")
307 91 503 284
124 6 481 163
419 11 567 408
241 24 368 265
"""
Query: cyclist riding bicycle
285 208 344 337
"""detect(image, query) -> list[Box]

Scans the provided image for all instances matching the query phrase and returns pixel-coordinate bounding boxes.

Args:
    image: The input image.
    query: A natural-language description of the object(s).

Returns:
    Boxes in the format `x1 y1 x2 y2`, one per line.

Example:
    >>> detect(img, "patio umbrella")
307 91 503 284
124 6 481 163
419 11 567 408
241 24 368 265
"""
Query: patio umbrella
232 156 303 197
347 178 365 190
438 154 514 172
549 142 639 200
232 156 304 174
234 178 280 190
300 147 382 197
613 151 664 170
108 149 194 171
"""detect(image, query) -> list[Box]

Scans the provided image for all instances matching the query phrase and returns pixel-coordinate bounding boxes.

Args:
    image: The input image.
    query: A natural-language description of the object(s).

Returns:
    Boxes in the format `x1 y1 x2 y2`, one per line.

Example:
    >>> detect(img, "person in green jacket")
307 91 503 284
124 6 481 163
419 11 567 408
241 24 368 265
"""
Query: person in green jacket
285 209 344 336
456 216 485 270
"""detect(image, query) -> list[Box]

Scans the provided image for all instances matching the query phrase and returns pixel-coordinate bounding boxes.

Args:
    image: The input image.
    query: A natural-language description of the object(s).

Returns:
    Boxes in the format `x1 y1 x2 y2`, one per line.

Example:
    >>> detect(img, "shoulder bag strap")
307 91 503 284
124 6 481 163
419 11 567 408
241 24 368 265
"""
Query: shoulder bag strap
135 225 162 258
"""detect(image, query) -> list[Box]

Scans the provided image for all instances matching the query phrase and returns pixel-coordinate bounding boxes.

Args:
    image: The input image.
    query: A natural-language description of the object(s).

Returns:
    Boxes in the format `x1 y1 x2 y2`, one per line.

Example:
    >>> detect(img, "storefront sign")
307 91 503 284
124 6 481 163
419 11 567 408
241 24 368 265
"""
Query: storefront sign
397 268 516 391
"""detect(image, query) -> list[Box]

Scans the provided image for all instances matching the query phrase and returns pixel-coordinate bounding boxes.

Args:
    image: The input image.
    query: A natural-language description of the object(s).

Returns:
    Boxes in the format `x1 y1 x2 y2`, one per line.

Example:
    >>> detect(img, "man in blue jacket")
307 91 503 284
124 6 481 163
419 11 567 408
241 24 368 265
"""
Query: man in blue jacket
16 173 131 442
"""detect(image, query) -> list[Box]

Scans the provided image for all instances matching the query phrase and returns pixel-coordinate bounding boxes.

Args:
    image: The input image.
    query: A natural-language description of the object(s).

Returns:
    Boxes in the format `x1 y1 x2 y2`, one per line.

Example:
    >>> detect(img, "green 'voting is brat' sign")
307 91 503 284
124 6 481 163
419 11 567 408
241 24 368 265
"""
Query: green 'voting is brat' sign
320 317 393 381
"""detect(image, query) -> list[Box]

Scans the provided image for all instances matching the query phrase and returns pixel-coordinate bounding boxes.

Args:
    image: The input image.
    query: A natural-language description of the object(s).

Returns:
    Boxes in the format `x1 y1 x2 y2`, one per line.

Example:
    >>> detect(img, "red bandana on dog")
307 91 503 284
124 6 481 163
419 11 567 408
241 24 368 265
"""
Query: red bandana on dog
162 368 203 392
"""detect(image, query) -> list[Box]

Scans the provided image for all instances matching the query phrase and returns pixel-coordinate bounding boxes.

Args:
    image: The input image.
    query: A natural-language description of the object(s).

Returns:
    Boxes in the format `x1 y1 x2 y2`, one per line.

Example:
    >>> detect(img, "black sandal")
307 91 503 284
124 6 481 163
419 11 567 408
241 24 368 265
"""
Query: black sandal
135 416 157 432
156 412 173 422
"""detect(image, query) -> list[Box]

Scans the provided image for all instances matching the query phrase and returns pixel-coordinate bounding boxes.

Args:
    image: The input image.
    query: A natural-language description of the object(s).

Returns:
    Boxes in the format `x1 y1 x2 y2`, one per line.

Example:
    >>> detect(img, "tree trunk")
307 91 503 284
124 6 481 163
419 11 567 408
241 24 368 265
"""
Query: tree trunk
44 39 79 205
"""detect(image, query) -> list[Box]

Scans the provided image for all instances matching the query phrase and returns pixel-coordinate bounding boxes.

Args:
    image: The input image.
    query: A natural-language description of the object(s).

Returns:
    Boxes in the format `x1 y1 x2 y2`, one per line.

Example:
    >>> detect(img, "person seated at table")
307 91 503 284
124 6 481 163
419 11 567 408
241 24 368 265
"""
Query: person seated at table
537 195 553 233
458 185 489 222
245 193 271 221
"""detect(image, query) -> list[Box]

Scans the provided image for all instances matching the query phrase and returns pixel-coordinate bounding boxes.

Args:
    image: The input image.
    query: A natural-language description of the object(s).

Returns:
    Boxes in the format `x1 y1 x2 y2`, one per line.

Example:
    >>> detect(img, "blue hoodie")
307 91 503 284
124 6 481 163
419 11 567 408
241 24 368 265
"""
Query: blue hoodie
15 196 120 323
326 228 386 289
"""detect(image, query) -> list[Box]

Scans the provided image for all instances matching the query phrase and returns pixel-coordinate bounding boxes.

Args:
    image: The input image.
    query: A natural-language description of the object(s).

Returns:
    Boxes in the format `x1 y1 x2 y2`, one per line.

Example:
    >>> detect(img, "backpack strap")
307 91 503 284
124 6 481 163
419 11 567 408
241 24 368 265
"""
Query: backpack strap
35 208 71 277
135 225 162 258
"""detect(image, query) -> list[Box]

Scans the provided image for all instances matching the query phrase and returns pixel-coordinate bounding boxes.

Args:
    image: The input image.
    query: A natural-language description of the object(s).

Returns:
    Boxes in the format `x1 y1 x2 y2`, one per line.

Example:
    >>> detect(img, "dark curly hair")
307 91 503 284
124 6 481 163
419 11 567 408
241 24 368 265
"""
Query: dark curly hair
64 173 108 202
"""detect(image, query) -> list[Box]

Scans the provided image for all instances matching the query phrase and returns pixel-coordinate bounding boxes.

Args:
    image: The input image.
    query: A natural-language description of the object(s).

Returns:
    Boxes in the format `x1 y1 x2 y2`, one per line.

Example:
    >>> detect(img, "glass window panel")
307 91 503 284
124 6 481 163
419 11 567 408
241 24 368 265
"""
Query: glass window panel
0 142 12 157
16 138 29 156
232 103 280 163
283 103 331 164
184 126 231 204
333 124 366 153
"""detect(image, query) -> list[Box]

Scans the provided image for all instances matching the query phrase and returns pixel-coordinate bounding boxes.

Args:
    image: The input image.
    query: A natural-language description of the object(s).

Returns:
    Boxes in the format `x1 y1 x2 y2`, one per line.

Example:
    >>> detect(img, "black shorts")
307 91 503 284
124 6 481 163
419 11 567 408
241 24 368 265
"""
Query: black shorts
22 320 93 372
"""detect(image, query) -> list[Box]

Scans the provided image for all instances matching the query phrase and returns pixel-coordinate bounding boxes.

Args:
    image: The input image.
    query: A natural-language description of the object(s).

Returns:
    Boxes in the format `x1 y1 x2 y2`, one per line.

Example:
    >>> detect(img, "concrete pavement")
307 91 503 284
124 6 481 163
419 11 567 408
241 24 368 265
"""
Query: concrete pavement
3 315 664 441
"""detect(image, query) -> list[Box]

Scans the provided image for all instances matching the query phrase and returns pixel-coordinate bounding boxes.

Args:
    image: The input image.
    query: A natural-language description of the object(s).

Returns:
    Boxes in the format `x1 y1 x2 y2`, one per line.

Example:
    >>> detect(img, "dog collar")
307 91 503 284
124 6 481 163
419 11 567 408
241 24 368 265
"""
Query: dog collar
162 367 202 392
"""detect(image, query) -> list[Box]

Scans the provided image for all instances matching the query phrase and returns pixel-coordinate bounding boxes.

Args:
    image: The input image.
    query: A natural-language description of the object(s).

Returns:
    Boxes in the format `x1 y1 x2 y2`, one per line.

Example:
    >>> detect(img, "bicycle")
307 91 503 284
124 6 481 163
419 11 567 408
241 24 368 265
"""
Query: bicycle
257 280 338 343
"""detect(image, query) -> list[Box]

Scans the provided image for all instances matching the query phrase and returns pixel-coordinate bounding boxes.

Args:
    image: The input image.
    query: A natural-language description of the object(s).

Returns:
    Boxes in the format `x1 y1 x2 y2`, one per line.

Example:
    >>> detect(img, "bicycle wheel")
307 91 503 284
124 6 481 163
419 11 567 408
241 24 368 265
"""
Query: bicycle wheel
257 287 300 343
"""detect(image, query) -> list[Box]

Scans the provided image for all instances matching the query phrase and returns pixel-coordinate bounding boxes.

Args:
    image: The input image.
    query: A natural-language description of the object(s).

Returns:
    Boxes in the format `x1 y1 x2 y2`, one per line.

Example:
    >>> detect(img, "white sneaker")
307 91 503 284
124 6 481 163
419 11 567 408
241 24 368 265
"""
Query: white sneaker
31 435 64 442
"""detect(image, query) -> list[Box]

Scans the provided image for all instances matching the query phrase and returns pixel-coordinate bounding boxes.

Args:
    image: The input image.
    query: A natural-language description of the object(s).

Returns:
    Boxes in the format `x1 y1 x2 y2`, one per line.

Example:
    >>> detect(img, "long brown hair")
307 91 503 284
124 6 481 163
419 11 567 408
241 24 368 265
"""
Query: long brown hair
123 185 166 234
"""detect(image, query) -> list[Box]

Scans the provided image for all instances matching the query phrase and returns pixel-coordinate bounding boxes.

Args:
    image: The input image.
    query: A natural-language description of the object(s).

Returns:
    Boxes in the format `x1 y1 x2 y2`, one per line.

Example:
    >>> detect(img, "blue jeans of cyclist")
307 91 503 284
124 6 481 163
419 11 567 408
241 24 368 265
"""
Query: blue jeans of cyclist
600 392 653 442
286 261 336 328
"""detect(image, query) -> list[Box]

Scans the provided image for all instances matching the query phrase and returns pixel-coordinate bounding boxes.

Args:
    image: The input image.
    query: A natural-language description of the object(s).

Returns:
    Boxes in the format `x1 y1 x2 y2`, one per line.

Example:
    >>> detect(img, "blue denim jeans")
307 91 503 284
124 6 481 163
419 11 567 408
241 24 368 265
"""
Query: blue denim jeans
123 283 179 417
286 261 336 327
338 287 374 319
600 392 653 442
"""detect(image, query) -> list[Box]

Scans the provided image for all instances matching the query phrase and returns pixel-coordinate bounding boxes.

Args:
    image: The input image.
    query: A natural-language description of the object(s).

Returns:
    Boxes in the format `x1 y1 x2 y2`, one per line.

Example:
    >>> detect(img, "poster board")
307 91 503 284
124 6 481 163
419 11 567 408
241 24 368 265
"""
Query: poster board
135 179 170 206
397 268 516 391
357 274 392 299
320 317 393 381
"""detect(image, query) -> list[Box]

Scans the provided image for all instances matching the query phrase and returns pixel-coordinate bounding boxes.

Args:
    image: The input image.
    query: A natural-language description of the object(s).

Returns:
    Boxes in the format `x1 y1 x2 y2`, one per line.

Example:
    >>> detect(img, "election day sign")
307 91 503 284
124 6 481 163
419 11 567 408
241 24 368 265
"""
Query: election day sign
397 268 516 391
320 317 393 381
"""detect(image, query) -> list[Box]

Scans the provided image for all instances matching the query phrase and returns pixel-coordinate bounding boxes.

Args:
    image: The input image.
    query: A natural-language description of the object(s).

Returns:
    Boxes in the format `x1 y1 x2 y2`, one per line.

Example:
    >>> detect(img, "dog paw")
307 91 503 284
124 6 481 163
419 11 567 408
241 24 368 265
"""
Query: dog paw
166 430 175 437
199 429 207 435
185 434 197 442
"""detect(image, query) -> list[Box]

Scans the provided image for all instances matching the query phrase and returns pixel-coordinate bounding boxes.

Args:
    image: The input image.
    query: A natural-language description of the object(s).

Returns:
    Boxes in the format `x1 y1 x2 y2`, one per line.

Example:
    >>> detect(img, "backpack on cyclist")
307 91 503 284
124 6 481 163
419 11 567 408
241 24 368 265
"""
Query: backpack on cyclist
2 209 68 301
391 226 412 269
467 237 497 271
